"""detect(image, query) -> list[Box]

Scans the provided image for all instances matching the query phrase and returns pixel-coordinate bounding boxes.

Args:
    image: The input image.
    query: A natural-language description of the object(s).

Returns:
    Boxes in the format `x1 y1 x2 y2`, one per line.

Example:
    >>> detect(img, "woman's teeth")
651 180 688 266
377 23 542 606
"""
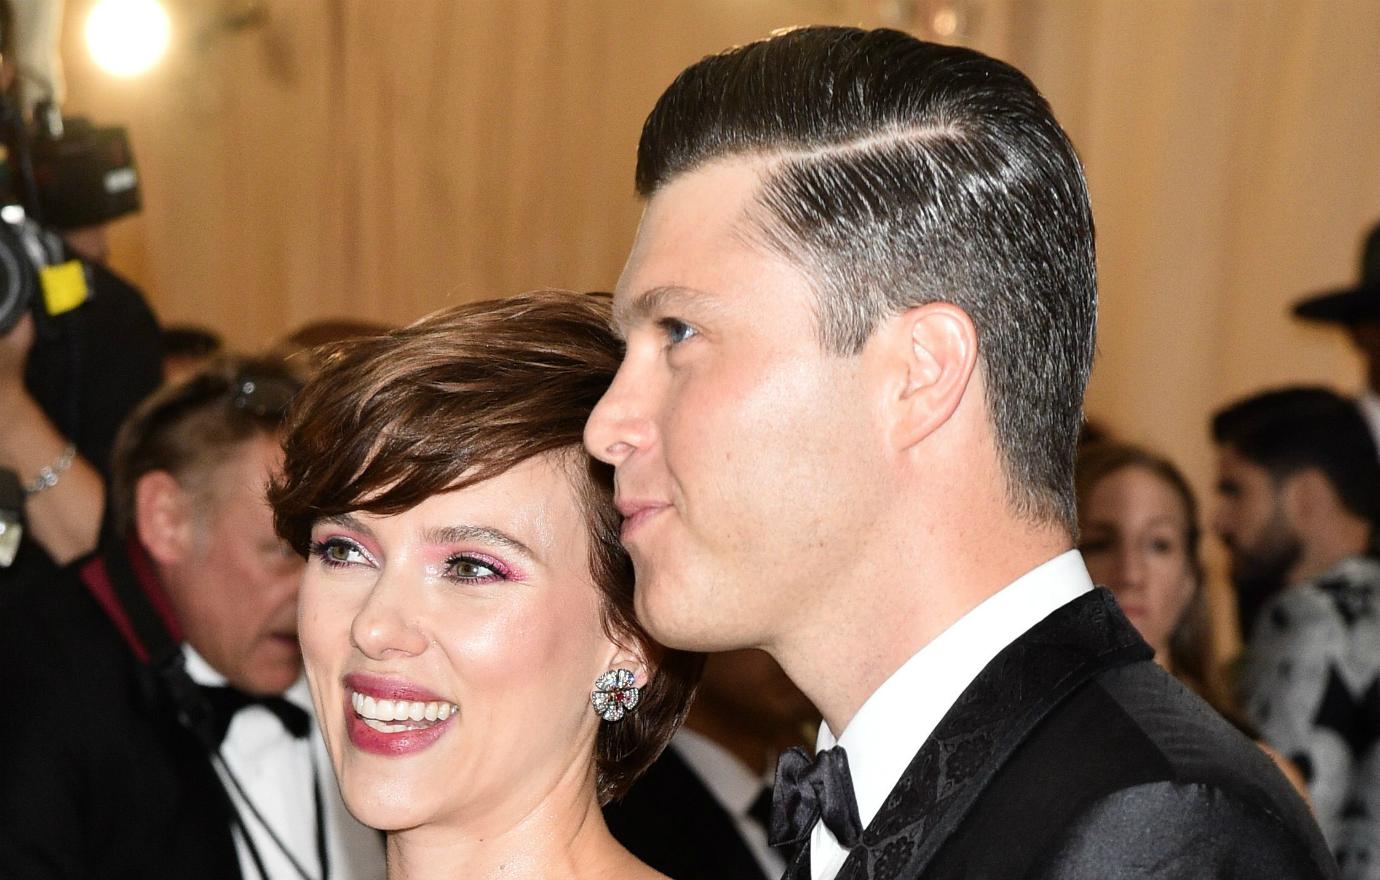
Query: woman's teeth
351 691 458 732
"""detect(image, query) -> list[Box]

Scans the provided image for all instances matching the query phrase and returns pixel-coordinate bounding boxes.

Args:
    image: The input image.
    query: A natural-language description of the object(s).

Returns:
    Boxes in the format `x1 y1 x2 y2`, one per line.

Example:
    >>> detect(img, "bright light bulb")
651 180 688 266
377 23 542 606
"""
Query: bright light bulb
85 0 171 77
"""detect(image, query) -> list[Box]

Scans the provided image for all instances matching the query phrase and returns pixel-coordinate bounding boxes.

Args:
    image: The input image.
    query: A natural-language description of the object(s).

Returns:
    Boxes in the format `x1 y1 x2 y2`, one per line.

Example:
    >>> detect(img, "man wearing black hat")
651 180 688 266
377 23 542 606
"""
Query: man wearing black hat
1294 221 1380 446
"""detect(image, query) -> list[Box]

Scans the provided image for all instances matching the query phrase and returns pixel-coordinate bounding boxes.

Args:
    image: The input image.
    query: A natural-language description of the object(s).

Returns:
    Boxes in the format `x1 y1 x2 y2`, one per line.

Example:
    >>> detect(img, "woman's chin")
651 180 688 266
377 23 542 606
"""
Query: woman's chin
341 786 435 833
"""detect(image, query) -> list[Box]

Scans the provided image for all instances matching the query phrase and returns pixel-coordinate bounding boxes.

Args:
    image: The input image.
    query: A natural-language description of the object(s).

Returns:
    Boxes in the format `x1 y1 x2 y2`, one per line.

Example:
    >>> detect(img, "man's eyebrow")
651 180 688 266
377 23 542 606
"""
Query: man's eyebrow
613 284 709 331
421 524 536 560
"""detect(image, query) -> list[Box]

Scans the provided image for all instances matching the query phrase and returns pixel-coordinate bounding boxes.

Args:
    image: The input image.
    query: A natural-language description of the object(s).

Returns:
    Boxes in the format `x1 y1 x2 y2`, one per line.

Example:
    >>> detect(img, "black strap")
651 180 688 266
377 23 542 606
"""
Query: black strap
97 536 183 667
214 747 330 880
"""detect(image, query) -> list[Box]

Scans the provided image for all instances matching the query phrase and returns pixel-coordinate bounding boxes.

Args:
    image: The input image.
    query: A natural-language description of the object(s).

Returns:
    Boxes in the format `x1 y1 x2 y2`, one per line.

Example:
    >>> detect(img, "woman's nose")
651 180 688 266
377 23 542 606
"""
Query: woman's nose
1115 545 1146 589
350 574 429 660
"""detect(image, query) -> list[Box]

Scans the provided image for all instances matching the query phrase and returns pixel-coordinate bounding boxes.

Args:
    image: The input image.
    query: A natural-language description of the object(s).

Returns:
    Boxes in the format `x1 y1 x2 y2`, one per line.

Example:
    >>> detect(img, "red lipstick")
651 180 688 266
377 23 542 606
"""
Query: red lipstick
342 673 457 757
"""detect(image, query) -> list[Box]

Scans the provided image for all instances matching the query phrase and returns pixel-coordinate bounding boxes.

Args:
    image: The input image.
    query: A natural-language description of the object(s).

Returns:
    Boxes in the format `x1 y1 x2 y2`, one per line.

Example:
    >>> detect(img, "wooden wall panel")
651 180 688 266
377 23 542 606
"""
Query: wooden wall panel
58 0 871 347
53 0 1380 658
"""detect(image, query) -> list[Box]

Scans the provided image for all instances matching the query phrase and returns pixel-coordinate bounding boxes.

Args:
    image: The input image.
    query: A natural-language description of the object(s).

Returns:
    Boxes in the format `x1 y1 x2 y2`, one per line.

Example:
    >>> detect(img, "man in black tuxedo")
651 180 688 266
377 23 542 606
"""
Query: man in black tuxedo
0 356 383 879
584 26 1337 879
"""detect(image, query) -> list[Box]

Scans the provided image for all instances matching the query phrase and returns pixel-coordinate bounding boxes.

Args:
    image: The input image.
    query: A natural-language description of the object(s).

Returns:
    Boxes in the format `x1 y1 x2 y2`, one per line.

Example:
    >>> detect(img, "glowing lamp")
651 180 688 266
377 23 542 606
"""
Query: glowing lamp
85 0 171 77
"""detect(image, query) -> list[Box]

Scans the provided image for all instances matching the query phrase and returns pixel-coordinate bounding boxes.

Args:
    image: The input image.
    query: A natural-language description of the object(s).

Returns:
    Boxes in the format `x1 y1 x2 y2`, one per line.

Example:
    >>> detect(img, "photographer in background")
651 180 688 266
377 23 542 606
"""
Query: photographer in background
0 0 162 602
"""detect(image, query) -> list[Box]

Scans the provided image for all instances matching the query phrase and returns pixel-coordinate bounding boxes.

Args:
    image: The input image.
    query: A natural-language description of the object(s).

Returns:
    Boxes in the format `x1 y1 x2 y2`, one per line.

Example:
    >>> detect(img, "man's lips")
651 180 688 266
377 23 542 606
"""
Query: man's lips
616 499 669 540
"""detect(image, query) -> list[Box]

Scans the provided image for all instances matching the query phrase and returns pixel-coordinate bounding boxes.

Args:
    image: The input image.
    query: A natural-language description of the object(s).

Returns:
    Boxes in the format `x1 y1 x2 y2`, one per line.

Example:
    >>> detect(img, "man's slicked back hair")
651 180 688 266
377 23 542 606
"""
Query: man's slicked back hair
636 26 1097 531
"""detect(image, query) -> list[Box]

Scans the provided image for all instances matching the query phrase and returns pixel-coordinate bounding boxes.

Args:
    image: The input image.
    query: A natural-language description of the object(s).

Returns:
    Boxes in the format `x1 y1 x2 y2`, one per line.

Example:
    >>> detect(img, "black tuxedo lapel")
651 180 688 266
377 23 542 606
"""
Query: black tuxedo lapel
835 589 1150 880
783 840 811 880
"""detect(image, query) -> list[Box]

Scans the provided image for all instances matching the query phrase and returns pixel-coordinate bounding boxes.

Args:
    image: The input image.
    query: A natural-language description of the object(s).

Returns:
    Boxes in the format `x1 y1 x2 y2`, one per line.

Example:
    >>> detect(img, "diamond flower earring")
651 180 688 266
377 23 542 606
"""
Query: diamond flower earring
591 668 641 722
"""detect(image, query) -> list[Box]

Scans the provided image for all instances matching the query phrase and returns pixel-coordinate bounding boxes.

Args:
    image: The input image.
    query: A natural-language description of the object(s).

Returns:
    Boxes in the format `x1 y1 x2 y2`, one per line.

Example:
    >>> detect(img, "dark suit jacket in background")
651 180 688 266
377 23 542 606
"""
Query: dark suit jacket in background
0 545 243 879
606 745 772 880
784 588 1338 880
1 252 163 613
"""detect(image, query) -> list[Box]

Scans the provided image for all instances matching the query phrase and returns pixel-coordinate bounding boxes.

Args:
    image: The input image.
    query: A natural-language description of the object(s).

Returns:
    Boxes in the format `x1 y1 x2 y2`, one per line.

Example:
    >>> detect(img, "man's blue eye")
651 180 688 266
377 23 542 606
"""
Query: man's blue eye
659 318 697 345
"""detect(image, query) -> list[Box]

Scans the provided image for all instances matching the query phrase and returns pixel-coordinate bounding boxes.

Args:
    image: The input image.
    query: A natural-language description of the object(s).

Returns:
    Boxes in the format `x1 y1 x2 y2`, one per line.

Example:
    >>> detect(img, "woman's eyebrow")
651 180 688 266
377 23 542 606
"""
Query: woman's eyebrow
318 512 372 536
421 524 535 560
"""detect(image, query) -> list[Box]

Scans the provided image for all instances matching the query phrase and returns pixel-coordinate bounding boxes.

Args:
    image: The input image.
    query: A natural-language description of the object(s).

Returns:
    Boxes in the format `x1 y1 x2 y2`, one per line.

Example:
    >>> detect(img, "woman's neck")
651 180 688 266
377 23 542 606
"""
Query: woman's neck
384 779 637 880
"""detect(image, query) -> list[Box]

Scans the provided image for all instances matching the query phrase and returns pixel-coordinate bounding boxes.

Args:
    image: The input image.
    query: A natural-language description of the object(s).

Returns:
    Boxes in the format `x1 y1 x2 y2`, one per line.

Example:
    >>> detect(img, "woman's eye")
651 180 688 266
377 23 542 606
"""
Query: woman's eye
446 555 504 582
658 317 698 346
310 537 368 568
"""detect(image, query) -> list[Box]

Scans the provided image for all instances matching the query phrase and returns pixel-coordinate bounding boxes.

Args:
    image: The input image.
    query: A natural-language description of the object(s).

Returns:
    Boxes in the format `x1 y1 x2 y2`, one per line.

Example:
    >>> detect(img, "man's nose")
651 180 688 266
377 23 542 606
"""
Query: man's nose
584 361 656 466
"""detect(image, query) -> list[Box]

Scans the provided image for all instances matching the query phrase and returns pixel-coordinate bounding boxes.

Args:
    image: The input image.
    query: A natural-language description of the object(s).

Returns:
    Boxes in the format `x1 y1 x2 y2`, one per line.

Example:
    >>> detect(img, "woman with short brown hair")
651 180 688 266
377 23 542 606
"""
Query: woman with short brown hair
270 291 702 879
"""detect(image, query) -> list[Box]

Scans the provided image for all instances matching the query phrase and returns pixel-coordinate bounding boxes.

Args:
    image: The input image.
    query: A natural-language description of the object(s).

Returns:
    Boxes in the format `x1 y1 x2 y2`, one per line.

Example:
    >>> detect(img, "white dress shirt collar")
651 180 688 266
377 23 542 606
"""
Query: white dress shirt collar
809 549 1094 880
672 726 764 818
671 727 785 878
1358 391 1380 453
181 643 313 711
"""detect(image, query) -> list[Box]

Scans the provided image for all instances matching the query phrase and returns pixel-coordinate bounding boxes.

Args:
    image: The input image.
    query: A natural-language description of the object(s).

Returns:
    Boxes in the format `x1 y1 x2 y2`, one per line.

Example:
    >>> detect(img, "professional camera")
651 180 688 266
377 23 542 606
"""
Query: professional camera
0 103 141 334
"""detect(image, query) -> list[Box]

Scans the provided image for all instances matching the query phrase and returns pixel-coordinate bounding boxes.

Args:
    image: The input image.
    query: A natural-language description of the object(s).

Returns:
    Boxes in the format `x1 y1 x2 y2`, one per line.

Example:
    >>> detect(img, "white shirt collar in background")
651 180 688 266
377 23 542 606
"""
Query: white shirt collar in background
672 727 785 879
181 644 384 880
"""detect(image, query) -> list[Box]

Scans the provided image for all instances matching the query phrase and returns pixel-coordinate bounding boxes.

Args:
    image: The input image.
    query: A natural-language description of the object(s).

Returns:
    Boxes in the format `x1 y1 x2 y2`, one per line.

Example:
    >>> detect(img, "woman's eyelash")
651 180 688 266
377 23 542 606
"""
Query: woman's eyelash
444 553 510 583
308 537 368 568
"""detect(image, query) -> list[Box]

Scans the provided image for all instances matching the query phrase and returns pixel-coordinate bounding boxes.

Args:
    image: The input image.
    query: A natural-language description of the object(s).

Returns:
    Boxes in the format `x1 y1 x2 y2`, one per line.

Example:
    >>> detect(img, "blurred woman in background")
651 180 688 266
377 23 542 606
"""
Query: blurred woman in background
1075 440 1308 797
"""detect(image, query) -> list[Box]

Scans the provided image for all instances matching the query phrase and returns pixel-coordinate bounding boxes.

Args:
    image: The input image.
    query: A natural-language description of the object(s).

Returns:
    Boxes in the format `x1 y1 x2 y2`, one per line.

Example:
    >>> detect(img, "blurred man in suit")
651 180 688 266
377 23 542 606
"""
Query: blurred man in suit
0 356 383 879
607 649 817 879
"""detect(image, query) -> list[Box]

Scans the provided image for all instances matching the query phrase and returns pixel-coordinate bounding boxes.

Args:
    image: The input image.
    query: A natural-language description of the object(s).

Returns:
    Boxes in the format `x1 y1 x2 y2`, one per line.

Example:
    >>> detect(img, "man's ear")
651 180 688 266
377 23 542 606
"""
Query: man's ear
134 470 196 566
1281 468 1336 528
880 302 979 451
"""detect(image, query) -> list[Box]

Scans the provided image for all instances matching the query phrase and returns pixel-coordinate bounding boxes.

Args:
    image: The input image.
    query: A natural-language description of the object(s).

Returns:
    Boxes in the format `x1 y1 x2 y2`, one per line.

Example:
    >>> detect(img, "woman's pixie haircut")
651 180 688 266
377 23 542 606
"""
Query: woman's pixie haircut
268 290 701 802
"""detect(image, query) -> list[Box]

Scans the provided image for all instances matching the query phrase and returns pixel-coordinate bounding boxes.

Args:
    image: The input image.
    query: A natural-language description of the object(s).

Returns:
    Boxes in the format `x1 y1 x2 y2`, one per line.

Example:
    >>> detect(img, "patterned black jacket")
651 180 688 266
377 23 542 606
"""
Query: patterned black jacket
783 588 1338 880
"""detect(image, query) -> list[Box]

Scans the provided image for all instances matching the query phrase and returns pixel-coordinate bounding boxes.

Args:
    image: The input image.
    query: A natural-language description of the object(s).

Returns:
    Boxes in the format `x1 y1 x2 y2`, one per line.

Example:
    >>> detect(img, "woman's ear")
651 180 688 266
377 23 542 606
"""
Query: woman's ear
603 635 655 688
134 470 195 565
878 302 980 452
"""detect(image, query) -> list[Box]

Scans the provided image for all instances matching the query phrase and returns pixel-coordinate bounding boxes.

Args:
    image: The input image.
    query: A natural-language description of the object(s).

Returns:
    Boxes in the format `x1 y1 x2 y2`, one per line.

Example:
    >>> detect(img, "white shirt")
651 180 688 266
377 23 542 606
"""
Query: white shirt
183 647 385 880
1358 391 1380 455
808 550 1094 880
671 728 784 879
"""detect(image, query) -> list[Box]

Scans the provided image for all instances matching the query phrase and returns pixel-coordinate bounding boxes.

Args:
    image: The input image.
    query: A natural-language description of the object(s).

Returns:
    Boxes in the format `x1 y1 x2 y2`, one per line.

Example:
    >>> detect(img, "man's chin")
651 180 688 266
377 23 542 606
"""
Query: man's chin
239 651 305 695
636 588 719 651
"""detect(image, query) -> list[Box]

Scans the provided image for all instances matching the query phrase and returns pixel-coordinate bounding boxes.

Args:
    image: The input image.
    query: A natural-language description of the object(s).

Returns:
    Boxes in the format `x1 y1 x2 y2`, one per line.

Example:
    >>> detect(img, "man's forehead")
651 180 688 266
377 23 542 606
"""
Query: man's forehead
627 159 769 260
613 158 784 324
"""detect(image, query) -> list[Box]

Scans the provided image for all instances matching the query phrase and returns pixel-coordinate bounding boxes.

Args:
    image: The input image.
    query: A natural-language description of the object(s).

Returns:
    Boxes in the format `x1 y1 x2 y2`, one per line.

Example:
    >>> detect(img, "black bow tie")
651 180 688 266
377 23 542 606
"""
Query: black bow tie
198 684 311 746
770 745 864 849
